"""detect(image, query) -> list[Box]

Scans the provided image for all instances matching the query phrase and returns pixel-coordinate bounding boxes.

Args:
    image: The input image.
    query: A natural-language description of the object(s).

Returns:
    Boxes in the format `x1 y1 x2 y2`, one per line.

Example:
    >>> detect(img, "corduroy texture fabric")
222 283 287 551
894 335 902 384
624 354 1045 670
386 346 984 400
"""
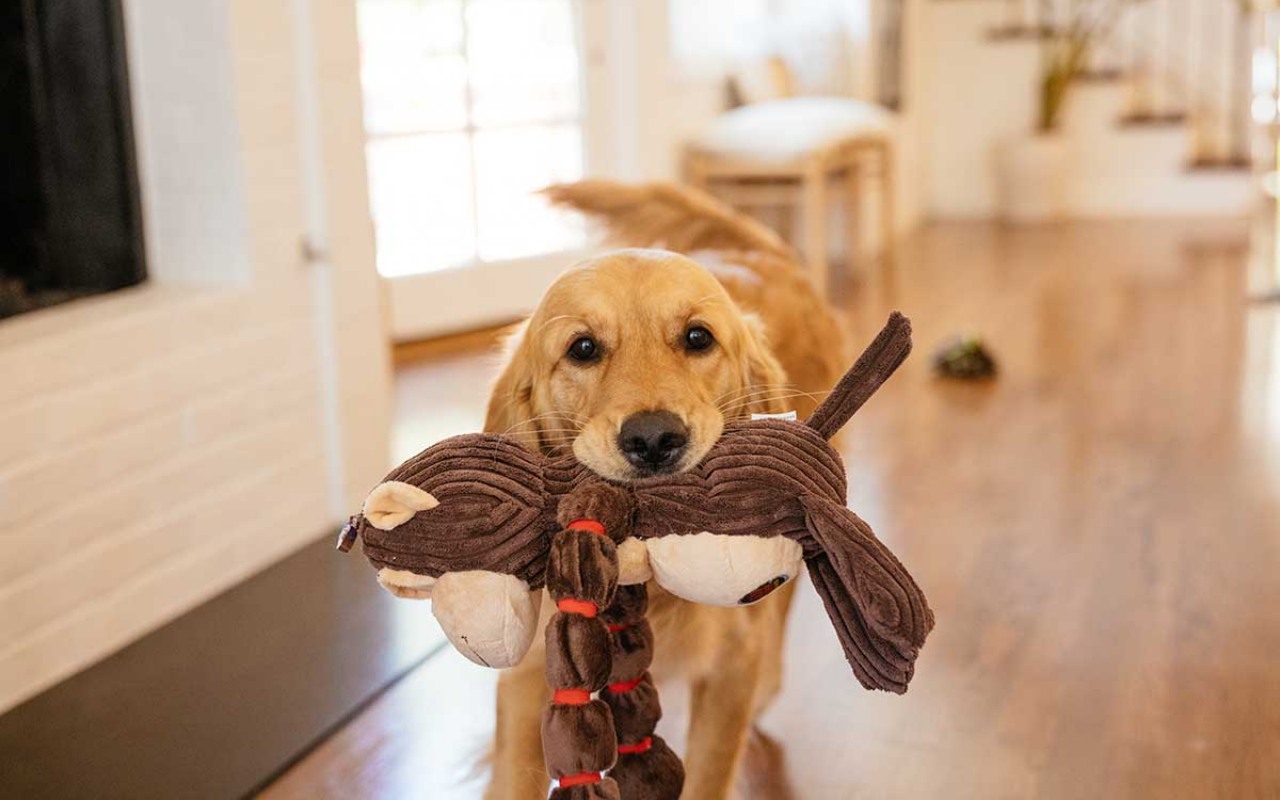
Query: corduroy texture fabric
346 312 932 797
354 434 554 587
350 310 931 679
806 311 914 440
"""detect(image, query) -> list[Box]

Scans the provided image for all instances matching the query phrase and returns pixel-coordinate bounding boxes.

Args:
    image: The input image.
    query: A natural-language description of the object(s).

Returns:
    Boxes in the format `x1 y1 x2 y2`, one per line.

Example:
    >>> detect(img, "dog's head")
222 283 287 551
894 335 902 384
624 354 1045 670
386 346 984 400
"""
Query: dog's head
486 249 788 481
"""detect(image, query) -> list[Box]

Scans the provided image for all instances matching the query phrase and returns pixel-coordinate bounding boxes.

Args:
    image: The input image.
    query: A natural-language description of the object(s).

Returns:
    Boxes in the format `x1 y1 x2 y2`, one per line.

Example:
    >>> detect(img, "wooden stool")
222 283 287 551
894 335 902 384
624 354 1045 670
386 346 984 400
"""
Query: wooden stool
683 98 896 297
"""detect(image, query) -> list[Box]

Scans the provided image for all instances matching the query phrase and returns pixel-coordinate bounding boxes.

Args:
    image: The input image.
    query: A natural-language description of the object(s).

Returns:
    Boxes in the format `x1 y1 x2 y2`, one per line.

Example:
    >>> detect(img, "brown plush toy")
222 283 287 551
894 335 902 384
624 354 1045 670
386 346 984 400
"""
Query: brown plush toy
340 312 933 798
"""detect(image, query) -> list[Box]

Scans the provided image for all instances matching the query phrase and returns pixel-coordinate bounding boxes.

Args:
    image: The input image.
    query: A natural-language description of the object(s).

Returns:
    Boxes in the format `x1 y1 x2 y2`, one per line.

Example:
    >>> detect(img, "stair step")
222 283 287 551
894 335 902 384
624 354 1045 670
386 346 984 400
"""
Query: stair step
985 24 1057 41
1186 155 1252 172
1075 68 1125 83
1118 111 1189 127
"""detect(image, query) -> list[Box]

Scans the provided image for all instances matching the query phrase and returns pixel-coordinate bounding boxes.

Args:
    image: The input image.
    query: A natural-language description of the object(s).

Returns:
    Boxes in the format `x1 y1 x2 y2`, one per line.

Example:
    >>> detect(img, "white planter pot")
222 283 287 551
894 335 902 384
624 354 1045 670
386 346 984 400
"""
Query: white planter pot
998 134 1069 222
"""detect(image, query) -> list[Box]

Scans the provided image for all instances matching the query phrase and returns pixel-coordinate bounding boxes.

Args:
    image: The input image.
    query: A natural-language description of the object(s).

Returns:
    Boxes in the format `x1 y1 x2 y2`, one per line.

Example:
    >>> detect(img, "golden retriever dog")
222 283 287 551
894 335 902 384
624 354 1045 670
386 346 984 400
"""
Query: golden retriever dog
483 181 847 799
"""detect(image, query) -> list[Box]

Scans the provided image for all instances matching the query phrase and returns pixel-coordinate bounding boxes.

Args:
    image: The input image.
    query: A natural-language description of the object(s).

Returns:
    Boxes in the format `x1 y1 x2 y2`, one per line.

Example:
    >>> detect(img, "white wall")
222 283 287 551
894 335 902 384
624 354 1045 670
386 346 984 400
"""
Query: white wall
0 0 391 713
918 0 1041 218
913 0 1254 219
126 0 252 285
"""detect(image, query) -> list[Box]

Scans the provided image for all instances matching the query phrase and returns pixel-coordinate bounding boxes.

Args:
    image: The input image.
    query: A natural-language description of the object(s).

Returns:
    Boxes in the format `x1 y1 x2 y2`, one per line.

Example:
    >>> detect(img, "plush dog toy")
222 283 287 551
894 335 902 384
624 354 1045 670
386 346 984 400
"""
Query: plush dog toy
340 312 933 799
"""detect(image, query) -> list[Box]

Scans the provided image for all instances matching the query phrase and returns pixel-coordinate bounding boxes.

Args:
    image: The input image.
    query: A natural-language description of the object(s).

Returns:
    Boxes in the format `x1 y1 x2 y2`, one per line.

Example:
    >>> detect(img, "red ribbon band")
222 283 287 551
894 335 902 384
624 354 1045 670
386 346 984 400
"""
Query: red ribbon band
558 771 603 788
556 598 598 618
617 737 654 755
607 676 644 694
552 688 591 705
567 519 606 536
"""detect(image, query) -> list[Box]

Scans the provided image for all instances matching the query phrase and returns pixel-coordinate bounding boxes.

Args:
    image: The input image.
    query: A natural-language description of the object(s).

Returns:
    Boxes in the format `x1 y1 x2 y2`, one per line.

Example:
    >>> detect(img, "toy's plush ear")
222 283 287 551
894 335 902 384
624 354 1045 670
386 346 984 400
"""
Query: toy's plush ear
376 568 436 599
430 571 543 668
362 481 439 531
806 312 912 441
800 495 933 693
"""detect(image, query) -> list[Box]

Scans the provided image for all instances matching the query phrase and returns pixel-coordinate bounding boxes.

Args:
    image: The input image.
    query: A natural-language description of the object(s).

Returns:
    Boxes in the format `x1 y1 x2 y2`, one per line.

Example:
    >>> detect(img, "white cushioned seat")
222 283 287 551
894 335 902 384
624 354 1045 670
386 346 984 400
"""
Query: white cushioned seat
691 97 894 166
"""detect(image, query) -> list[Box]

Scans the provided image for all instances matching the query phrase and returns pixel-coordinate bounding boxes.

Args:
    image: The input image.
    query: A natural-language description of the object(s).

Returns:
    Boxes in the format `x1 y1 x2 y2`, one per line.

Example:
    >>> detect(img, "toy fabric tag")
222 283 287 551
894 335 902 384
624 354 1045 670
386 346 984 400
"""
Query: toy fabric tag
751 410 797 421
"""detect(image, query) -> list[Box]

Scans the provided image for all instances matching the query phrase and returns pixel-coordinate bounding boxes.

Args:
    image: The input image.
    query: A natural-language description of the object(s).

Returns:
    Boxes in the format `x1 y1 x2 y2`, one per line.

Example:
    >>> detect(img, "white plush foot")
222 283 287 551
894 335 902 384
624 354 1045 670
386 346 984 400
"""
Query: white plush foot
431 571 542 668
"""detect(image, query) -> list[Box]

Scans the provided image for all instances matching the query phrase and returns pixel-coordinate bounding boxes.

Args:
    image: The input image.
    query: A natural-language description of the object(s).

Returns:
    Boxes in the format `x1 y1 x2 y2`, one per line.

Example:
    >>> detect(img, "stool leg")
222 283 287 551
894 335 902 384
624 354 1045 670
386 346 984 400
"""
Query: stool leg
773 183 798 247
879 141 896 264
801 160 829 297
844 159 861 276
686 152 709 192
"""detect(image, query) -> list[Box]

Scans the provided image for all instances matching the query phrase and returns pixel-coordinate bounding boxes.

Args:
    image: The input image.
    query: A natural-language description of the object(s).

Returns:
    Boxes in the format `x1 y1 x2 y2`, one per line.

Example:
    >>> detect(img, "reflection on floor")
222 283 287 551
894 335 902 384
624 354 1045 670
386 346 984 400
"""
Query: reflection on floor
263 220 1280 799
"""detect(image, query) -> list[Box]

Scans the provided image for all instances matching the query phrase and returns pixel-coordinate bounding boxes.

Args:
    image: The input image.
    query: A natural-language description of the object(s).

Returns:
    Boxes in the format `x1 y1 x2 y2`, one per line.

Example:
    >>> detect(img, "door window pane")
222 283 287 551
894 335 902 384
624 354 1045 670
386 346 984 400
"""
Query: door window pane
366 133 474 276
474 125 583 262
358 0 463 54
358 0 467 134
358 0 586 277
466 0 581 126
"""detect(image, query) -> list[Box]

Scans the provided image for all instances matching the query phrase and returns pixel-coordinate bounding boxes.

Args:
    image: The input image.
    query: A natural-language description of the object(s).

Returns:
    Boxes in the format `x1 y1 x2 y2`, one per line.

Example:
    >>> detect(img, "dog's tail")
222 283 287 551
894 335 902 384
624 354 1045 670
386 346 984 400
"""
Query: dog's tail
542 180 794 259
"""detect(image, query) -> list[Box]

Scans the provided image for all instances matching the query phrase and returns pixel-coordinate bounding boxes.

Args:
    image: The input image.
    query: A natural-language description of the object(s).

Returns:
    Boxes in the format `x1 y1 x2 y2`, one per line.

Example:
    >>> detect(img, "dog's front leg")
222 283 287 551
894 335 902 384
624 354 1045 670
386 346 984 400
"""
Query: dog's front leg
485 651 549 800
683 640 764 799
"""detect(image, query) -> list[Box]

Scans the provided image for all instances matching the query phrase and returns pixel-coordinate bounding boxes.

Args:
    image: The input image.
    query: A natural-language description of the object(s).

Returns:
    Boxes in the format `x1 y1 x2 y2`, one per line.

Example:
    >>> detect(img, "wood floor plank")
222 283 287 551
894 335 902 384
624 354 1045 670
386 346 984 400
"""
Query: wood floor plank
262 220 1280 799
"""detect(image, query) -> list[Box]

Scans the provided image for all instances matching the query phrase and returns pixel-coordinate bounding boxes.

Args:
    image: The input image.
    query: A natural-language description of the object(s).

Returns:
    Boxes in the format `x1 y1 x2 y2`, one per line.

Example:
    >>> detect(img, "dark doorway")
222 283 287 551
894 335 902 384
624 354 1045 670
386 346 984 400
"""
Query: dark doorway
1 0 145 321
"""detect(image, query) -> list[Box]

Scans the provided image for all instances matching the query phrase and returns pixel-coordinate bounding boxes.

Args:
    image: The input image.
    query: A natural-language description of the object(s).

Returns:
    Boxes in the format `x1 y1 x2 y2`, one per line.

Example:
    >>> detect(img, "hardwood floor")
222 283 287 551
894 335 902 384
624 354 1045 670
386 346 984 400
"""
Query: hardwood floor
261 220 1280 799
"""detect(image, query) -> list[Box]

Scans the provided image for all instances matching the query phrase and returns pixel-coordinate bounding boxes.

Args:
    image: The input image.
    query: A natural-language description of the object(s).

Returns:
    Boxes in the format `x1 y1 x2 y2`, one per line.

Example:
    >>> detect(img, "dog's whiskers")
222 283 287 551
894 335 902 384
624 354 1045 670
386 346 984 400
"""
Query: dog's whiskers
711 382 799 409
724 392 835 418
502 412 586 437
719 387 836 415
713 383 808 411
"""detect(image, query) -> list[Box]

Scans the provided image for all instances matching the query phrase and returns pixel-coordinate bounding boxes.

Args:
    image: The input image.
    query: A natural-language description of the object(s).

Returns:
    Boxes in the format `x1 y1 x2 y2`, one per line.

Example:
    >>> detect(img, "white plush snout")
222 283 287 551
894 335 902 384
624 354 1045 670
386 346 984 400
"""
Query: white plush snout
362 481 439 531
376 568 437 599
646 532 803 606
430 571 542 668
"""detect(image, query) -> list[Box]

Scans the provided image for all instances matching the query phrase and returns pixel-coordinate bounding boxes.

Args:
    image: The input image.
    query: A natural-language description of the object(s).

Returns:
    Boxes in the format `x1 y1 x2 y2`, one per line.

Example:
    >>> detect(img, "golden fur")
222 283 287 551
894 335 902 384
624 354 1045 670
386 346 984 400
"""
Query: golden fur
483 181 846 799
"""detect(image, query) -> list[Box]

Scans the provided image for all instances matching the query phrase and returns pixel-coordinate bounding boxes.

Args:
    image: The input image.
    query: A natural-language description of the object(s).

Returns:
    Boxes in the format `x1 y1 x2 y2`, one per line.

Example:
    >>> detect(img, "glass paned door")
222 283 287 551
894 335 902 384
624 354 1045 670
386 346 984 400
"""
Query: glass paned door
357 0 587 279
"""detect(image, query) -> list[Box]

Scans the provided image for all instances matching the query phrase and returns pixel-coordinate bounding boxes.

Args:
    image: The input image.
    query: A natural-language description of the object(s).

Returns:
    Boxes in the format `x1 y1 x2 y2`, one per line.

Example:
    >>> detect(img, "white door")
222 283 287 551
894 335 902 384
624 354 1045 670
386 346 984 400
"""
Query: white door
356 0 604 340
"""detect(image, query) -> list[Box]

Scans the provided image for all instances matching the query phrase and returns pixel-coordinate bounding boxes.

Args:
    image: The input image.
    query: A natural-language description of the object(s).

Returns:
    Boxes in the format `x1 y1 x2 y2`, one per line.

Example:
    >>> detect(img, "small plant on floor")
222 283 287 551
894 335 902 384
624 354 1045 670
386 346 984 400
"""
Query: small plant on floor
933 335 998 379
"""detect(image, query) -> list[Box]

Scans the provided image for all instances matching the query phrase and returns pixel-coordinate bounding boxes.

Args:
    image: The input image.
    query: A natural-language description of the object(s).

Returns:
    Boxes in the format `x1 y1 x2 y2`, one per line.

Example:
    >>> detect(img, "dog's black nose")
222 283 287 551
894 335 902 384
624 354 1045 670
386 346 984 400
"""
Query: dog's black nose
618 411 689 472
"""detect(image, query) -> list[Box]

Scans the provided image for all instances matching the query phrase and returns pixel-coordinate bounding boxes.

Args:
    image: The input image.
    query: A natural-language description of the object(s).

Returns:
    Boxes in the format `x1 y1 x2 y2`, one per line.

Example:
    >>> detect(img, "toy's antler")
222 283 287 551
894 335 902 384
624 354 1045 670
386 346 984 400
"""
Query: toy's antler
806 312 913 440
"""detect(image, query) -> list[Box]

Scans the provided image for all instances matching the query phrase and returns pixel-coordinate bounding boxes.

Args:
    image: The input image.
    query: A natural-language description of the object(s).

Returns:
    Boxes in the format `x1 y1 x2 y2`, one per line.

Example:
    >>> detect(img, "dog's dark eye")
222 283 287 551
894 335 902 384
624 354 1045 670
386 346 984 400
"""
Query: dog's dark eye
567 336 600 362
684 326 715 352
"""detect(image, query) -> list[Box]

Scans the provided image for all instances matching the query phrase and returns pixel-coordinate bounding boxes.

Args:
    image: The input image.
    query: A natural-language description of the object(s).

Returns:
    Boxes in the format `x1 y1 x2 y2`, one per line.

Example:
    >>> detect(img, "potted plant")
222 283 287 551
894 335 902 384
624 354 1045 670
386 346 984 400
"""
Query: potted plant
999 5 1130 222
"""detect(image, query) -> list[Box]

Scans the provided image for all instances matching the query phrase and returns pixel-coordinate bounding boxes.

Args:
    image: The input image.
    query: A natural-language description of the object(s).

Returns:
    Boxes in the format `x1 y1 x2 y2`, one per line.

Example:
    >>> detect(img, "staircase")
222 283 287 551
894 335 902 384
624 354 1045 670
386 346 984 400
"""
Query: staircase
921 0 1261 218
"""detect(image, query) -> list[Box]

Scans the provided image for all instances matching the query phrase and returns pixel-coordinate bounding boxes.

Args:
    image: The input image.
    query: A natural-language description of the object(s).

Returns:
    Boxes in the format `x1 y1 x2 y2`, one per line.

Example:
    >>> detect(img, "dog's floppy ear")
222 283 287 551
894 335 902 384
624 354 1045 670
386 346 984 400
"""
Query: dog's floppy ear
484 320 541 449
799 495 933 693
734 312 791 416
806 312 912 440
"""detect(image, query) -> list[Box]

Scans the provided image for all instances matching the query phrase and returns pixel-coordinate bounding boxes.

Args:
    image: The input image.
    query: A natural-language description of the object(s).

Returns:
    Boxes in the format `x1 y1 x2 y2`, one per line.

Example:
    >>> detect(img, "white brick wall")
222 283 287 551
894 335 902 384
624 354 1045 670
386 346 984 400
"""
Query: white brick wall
0 0 391 712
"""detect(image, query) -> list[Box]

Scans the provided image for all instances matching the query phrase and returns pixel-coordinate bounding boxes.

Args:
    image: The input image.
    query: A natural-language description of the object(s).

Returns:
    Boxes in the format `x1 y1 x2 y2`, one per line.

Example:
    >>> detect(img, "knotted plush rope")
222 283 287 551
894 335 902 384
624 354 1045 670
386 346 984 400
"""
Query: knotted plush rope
600 584 683 799
541 489 622 798
540 484 685 799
